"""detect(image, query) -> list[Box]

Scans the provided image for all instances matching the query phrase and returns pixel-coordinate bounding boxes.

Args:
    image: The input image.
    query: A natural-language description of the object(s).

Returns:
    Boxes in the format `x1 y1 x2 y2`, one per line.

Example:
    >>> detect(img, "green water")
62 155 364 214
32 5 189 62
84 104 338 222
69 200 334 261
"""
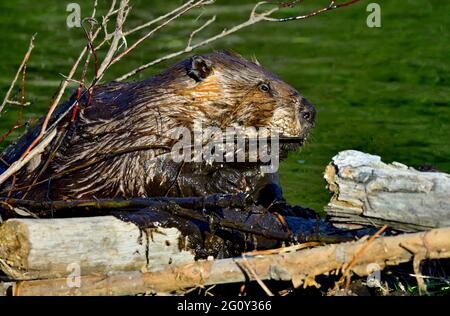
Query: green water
1 0 449 211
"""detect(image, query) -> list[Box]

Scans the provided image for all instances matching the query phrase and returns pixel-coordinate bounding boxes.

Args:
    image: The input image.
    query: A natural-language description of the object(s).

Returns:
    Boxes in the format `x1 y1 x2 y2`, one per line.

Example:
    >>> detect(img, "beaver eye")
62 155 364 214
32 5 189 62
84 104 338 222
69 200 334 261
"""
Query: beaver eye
259 83 270 93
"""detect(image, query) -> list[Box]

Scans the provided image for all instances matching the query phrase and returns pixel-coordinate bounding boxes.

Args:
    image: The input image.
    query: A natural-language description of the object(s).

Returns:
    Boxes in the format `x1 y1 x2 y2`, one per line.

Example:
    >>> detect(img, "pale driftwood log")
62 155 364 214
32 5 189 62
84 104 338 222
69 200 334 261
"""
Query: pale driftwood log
9 226 450 296
324 150 450 232
0 216 195 280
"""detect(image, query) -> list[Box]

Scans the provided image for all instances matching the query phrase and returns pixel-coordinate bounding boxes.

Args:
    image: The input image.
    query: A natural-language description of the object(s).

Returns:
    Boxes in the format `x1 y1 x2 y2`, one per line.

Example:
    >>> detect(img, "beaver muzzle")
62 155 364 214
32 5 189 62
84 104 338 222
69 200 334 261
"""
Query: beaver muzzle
299 97 316 134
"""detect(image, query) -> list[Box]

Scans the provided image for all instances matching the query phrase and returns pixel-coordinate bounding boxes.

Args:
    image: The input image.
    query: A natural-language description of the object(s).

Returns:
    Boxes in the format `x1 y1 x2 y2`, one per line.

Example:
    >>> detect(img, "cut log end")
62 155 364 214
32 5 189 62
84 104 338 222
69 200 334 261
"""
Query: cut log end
0 219 31 279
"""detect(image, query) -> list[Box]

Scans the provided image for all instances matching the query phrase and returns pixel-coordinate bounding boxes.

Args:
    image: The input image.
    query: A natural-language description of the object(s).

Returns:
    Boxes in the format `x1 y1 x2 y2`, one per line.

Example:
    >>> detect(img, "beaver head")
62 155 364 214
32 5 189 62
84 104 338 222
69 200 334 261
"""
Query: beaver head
156 51 316 143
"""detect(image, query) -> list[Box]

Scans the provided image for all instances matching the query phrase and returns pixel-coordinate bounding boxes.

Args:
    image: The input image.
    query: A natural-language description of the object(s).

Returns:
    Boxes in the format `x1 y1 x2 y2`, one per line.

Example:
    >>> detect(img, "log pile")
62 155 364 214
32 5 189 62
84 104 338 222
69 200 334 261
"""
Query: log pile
6 226 450 296
0 150 449 296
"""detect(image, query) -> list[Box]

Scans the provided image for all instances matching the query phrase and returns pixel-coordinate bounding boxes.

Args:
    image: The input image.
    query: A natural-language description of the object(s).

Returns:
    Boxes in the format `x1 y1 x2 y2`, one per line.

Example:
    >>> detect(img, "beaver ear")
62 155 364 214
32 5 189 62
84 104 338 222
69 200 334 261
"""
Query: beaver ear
187 55 213 82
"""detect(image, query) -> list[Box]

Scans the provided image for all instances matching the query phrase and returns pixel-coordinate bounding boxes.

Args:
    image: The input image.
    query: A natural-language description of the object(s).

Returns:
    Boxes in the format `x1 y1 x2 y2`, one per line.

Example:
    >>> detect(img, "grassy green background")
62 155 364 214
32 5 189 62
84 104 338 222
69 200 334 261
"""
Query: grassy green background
0 0 449 212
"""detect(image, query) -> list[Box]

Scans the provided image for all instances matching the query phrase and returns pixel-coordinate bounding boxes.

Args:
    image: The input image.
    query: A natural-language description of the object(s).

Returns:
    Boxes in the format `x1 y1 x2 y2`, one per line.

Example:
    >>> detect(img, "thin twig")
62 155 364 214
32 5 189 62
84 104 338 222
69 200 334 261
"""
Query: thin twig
58 74 83 85
243 241 321 256
5 100 30 106
413 254 427 295
187 15 216 48
97 0 129 77
17 47 88 159
124 0 196 36
0 34 36 116
115 2 278 81
108 0 210 70
241 256 274 296
263 0 361 22
0 3 114 185
0 129 57 186
91 0 98 19
334 224 387 290
19 0 115 156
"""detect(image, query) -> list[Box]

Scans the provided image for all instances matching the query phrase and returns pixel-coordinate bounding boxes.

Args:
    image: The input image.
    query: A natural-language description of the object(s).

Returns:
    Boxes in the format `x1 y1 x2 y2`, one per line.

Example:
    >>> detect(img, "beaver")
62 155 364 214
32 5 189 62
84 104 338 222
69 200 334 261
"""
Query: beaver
0 51 316 204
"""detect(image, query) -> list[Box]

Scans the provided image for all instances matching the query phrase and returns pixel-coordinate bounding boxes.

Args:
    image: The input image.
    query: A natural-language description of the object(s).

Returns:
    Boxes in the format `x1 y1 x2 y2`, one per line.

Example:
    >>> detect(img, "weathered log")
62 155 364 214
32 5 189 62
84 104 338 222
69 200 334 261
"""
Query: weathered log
8 226 450 296
0 212 357 280
0 216 195 280
324 150 450 232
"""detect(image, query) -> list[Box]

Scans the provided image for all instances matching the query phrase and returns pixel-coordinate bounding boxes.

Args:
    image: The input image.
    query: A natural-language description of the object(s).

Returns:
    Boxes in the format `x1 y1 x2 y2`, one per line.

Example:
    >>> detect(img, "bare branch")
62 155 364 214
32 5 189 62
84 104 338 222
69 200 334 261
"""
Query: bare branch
240 256 274 296
0 2 113 185
124 0 196 36
97 0 129 77
5 100 31 106
91 0 98 19
108 0 213 70
17 46 89 160
115 2 278 81
58 74 83 85
0 129 57 186
0 34 36 116
263 0 362 22
14 0 119 160
187 15 216 49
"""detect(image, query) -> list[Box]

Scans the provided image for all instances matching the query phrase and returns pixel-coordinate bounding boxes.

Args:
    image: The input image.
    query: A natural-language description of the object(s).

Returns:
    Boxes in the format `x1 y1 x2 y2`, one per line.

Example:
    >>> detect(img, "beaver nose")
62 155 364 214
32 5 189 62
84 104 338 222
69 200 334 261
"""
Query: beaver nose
300 98 316 125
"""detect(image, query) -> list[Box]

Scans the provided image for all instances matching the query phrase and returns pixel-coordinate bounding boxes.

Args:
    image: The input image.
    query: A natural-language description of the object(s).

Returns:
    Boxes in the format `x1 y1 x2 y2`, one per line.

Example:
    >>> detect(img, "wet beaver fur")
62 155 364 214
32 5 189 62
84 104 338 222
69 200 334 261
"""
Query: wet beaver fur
0 51 316 205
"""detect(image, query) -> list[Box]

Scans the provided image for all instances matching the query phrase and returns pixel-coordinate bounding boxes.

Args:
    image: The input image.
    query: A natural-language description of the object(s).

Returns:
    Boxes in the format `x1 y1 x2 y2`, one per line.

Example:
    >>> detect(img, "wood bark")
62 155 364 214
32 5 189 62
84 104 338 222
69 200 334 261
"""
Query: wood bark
8 226 450 296
324 150 450 232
